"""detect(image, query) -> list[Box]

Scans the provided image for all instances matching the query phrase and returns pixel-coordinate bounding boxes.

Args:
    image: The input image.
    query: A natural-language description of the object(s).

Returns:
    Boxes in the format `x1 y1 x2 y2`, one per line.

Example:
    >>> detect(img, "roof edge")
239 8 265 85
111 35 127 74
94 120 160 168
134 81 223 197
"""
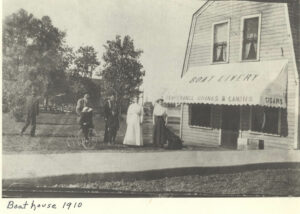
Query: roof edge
181 1 212 78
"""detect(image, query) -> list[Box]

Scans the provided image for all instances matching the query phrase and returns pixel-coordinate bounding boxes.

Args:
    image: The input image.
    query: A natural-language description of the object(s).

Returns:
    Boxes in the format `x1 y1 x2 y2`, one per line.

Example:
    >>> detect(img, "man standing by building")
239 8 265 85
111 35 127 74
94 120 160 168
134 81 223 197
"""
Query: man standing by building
21 87 40 137
103 94 119 144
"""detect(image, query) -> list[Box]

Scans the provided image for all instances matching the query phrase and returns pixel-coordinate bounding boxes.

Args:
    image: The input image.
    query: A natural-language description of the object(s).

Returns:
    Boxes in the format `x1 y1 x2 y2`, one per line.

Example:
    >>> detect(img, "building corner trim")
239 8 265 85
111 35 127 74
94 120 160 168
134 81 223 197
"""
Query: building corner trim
180 104 184 139
284 3 299 149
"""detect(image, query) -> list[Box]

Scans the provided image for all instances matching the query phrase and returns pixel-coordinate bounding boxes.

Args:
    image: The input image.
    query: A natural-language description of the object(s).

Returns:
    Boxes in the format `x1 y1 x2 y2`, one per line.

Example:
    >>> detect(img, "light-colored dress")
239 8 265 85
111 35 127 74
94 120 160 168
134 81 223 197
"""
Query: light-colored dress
123 103 144 146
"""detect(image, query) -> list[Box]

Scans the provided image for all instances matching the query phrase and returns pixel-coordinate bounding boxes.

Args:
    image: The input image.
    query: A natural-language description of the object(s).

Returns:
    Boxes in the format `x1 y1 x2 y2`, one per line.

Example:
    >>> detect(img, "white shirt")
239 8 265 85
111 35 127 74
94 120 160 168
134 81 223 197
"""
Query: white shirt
153 104 167 116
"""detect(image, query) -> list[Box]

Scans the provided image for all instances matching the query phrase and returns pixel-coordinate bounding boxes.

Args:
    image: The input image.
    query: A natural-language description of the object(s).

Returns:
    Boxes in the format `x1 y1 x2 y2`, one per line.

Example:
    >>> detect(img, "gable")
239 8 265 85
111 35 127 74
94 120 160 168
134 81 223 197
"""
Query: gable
182 0 298 77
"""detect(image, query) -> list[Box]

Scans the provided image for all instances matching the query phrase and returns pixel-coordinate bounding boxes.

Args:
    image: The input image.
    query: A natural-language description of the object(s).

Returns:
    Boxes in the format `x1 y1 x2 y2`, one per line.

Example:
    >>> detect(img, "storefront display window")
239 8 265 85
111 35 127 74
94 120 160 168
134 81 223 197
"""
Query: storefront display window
251 106 281 135
189 104 211 127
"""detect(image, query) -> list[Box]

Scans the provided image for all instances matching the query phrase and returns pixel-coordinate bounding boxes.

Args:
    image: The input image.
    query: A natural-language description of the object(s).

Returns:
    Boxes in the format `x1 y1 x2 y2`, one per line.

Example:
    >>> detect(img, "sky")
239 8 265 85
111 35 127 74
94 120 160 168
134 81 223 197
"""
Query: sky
3 0 205 102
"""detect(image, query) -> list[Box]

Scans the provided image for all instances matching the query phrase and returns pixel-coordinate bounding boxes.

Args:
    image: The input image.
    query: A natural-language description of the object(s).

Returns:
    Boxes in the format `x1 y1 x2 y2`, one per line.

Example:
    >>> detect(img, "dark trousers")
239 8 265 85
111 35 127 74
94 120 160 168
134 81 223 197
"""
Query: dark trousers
104 122 109 142
104 117 119 143
21 113 36 136
108 126 118 143
104 124 118 143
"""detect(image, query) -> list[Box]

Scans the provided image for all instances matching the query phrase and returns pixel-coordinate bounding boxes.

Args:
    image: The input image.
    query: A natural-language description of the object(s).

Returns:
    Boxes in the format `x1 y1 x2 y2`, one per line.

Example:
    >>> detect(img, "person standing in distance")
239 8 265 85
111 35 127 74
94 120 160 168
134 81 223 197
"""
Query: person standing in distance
123 97 144 146
20 87 40 137
152 98 168 147
76 94 93 125
103 94 119 144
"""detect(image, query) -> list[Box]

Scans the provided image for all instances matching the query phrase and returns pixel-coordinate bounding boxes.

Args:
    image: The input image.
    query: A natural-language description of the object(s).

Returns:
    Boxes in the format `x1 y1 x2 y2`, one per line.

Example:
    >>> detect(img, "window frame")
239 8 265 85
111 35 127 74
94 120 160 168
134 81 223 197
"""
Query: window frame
249 106 282 136
240 14 262 62
188 104 213 129
211 19 230 64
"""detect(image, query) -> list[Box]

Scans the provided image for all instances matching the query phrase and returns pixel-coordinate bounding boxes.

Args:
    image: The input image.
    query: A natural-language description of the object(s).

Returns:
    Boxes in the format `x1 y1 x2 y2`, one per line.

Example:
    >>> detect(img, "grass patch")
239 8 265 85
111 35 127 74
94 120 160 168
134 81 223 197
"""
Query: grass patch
48 168 300 196
3 112 212 154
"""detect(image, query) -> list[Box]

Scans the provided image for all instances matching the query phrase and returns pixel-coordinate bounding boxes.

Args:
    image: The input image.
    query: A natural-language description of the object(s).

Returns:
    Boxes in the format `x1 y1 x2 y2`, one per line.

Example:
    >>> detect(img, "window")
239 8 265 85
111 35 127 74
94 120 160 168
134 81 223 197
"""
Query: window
251 106 281 135
241 15 261 60
189 104 211 127
213 21 229 62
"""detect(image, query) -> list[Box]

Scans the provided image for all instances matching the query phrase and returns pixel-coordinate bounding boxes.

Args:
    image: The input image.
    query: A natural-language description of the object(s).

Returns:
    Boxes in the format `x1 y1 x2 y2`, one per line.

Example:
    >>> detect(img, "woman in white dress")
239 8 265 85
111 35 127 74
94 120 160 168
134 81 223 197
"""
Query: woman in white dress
123 97 144 146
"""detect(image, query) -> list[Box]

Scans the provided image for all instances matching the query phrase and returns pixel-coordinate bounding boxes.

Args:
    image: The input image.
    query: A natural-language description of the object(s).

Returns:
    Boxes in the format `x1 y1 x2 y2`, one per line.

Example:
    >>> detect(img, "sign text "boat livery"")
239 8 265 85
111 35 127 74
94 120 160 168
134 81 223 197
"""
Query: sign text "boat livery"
189 73 259 84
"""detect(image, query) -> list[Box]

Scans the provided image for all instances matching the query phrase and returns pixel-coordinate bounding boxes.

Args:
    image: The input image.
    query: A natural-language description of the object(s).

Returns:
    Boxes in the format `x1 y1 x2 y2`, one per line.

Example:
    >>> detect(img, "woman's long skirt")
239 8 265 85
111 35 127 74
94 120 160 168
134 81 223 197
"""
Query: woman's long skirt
123 114 143 146
153 116 167 146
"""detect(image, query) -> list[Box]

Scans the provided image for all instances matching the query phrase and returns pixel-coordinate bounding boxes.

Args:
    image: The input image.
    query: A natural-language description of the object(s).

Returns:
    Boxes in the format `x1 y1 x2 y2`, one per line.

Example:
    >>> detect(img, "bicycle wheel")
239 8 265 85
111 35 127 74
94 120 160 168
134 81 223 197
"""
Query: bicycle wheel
66 133 82 148
81 128 98 150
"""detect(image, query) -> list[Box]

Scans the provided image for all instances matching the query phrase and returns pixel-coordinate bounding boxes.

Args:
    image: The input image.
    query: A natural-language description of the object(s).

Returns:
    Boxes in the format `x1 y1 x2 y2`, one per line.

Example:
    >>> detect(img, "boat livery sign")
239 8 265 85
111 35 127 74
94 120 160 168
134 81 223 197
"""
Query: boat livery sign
188 73 259 84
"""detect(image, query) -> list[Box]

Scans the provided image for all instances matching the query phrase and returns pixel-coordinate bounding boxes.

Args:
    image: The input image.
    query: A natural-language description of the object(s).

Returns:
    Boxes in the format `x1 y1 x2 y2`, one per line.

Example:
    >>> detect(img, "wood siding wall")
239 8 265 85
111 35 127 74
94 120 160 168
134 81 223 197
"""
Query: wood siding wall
288 1 300 74
181 1 298 149
182 105 221 146
288 0 300 148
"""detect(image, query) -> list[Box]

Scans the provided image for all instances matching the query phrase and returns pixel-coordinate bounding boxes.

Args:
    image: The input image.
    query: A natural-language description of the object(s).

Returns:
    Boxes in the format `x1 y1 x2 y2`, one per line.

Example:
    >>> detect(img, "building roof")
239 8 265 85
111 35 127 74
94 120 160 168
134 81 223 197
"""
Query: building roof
181 0 299 77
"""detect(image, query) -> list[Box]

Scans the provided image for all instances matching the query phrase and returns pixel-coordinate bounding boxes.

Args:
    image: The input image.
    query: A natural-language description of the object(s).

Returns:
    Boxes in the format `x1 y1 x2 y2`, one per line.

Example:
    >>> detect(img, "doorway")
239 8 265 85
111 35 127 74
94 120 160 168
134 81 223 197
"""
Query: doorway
221 106 240 149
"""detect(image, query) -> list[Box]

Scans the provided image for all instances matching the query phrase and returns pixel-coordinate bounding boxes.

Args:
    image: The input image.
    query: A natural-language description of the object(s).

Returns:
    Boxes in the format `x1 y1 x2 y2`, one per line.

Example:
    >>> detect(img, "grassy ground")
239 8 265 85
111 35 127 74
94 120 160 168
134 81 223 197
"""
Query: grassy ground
3 112 124 154
48 168 300 196
3 112 224 154
4 113 300 196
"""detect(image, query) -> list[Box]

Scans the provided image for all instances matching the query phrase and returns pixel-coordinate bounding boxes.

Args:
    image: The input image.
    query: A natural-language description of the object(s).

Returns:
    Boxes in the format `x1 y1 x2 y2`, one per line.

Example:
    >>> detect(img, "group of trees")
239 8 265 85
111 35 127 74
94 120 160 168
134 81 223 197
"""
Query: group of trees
3 9 145 119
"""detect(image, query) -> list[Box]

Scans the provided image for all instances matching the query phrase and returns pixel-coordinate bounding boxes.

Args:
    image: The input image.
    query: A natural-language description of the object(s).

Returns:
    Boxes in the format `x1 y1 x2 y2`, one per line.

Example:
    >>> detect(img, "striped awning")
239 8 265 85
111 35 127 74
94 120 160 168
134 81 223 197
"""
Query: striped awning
163 60 288 108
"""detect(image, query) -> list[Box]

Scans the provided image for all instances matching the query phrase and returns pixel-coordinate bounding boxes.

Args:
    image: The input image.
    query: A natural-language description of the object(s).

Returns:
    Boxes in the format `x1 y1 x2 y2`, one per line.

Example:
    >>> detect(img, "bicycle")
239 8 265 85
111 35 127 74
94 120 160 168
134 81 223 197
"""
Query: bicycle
66 124 99 150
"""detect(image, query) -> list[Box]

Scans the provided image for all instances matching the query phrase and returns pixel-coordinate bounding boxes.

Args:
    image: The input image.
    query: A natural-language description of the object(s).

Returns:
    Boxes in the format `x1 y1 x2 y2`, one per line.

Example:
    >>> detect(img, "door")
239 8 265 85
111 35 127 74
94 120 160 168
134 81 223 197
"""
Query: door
221 106 240 149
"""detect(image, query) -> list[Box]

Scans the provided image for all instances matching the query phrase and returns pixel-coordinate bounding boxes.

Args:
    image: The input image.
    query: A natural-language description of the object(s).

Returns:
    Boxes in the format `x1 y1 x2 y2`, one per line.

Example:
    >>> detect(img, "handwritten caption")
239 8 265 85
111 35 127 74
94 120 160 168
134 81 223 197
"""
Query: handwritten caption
7 200 82 211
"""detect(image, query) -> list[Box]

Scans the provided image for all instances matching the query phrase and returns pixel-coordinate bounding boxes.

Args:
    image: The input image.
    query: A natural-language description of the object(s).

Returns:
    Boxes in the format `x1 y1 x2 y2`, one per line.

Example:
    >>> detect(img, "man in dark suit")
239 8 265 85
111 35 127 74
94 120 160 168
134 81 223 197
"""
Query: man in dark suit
103 95 119 144
21 87 39 137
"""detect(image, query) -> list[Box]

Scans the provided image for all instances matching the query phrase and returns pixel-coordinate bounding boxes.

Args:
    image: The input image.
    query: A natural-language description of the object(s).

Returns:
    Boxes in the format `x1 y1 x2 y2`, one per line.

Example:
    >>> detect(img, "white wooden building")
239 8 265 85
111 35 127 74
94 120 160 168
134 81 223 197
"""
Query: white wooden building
164 0 300 149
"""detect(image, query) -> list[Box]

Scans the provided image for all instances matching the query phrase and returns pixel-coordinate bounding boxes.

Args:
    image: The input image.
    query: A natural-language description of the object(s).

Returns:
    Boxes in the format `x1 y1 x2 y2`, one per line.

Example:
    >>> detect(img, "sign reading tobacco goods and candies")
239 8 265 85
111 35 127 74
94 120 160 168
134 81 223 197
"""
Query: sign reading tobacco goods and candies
165 95 284 105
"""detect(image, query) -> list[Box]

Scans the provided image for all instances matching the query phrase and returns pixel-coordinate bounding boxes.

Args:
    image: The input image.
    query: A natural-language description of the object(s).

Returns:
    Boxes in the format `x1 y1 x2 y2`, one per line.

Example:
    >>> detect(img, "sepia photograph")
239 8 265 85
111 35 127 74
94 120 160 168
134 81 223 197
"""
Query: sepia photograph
2 0 300 201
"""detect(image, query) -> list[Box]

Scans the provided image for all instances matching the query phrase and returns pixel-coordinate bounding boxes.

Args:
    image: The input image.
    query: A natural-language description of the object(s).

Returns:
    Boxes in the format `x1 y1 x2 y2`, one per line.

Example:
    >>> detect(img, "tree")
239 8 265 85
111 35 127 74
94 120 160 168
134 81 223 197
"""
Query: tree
74 46 100 78
101 35 145 111
2 9 73 118
65 46 101 106
66 75 101 106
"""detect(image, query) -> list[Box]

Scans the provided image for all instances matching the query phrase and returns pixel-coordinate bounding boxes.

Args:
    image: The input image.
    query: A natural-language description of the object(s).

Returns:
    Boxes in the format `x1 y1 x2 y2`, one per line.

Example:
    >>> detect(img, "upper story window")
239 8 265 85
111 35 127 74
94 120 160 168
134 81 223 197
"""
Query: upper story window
212 20 229 63
241 14 261 61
